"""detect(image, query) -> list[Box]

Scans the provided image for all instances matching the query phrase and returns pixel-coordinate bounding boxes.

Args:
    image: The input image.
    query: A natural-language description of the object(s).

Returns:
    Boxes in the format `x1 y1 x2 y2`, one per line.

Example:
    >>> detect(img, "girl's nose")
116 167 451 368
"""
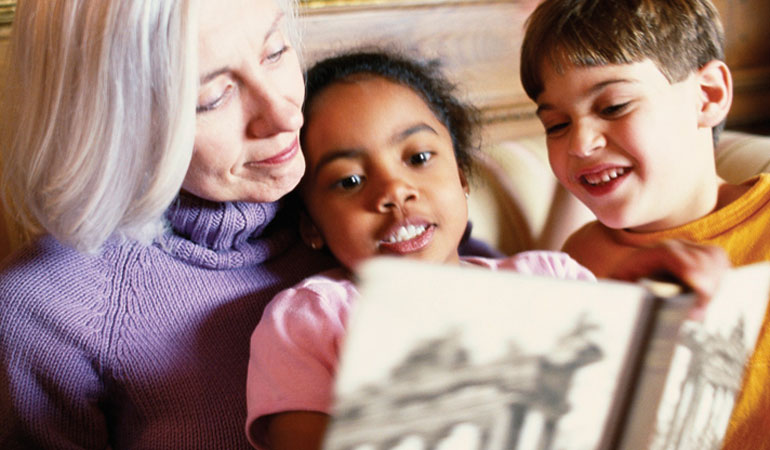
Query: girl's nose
376 178 418 213
569 120 605 157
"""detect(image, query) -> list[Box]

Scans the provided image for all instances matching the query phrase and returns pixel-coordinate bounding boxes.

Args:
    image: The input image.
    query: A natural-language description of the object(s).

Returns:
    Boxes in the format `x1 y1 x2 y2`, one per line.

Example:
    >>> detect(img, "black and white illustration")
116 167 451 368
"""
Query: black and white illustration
325 260 652 450
649 296 763 450
648 318 749 450
327 316 610 450
325 259 770 450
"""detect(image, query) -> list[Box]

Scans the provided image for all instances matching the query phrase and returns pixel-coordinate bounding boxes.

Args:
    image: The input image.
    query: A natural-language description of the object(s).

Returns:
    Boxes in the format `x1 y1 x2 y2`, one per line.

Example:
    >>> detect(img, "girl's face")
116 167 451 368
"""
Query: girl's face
300 76 469 270
186 0 306 203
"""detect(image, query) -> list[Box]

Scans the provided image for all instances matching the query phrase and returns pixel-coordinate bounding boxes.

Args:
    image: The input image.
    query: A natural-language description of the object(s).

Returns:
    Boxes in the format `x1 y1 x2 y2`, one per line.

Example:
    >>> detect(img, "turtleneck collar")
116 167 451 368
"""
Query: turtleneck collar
157 193 297 269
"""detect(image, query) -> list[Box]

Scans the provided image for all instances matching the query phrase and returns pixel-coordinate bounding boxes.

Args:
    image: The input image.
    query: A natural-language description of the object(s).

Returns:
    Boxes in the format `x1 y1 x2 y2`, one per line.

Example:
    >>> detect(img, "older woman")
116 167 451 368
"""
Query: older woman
0 0 336 448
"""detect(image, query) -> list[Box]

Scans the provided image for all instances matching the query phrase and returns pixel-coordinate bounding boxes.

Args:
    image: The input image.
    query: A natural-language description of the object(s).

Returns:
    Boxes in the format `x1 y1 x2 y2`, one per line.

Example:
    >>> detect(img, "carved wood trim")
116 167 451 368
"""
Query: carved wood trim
0 0 14 27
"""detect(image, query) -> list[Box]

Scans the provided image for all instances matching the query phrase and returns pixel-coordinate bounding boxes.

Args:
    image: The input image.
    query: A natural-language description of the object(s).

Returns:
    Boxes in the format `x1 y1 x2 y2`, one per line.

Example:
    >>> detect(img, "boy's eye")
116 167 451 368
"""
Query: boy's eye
409 151 433 166
335 174 365 190
545 122 569 136
601 102 630 117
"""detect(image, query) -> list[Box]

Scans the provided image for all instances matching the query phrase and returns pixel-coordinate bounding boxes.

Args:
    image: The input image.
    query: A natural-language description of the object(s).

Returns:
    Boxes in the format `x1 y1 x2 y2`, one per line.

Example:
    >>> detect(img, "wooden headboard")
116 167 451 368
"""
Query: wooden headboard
299 0 770 137
299 0 543 144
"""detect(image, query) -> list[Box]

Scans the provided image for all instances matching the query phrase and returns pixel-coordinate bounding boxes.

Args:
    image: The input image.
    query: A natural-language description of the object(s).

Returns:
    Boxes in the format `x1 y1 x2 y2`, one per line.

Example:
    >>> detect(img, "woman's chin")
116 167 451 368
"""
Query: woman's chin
182 157 306 203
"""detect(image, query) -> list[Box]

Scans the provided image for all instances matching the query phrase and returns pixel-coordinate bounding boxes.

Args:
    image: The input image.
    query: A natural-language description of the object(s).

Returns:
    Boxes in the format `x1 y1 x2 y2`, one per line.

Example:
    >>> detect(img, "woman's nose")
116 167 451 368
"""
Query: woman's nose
376 177 418 213
245 87 303 139
569 120 605 157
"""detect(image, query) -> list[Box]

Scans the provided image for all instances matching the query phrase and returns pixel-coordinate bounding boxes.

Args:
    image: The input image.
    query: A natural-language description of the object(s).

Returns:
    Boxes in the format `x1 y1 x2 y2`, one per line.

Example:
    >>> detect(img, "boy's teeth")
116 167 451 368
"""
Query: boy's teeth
584 167 626 185
386 224 427 243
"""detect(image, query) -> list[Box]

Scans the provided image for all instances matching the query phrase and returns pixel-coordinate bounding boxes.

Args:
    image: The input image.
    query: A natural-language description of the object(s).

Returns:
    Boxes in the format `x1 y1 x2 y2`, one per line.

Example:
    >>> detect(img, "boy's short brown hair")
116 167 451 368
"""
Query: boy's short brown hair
520 0 725 101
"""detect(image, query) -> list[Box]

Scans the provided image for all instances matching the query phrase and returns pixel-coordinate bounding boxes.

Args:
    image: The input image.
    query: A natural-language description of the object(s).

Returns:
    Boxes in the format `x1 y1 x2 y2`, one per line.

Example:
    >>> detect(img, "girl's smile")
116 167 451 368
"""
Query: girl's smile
378 220 436 254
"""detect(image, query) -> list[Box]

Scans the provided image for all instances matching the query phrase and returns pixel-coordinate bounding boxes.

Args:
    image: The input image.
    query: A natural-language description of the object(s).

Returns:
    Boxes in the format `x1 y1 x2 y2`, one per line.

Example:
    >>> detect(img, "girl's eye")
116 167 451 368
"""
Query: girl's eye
601 101 630 117
335 174 365 190
409 151 433 166
196 82 234 114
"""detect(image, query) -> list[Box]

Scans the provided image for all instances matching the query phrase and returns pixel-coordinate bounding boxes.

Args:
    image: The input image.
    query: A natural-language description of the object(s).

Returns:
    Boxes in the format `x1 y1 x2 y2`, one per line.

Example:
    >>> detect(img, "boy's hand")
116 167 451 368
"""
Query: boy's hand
609 239 731 320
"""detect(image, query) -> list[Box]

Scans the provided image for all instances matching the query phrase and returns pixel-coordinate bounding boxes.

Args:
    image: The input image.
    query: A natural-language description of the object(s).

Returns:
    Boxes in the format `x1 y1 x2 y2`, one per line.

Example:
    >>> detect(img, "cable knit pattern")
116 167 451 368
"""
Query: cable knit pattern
0 195 336 449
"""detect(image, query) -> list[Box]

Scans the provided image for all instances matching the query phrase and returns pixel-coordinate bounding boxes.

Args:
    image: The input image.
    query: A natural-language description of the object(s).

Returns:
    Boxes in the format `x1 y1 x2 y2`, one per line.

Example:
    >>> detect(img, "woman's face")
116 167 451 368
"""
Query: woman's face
186 0 305 203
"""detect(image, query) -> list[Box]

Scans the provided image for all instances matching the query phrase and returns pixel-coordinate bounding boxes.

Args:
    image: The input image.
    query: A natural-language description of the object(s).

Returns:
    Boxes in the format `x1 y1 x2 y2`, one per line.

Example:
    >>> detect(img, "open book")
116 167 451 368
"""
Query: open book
322 258 770 450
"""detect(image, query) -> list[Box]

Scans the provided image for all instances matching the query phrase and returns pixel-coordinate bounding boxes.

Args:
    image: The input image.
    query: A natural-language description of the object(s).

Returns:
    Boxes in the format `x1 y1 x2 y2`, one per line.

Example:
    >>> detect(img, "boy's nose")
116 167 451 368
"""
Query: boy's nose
569 120 605 157
376 178 418 213
245 88 303 139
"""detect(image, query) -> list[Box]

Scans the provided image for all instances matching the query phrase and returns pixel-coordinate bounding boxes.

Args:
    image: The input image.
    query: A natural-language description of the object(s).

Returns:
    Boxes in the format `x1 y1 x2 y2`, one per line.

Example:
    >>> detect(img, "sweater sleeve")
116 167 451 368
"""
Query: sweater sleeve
0 264 109 449
245 272 356 449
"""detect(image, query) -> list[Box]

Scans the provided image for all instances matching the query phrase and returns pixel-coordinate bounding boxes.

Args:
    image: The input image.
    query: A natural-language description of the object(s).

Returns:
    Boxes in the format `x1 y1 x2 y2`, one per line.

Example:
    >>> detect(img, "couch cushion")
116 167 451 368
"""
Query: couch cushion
716 131 770 183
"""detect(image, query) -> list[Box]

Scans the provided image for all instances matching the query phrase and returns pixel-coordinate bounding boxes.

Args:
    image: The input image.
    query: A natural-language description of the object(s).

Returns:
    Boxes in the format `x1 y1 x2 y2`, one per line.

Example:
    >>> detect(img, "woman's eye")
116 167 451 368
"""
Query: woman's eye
335 174 364 190
601 101 630 117
409 151 433 166
196 83 233 114
266 45 289 64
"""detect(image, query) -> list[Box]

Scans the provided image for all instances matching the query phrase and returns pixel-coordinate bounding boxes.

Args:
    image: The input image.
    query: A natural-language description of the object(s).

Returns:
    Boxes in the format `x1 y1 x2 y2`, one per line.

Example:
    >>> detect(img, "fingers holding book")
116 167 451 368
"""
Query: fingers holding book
609 239 731 320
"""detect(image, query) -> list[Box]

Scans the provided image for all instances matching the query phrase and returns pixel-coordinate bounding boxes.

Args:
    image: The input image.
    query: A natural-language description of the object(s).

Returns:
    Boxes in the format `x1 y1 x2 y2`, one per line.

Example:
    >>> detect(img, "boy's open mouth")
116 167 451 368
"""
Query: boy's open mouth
581 167 631 186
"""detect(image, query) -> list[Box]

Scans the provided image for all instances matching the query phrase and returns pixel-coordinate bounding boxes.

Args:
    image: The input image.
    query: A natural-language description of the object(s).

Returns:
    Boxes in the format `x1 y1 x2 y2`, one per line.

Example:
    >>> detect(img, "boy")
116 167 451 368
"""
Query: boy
519 0 770 448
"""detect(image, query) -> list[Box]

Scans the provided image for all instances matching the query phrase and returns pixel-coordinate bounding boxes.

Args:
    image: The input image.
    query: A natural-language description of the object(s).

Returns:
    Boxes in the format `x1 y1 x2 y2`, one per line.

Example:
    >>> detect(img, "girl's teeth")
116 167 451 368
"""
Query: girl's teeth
386 224 427 243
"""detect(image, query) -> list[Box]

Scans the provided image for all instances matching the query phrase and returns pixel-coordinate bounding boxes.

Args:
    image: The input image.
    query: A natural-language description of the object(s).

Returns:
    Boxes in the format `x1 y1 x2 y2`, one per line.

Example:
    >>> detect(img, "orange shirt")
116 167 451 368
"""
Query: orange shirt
563 173 770 450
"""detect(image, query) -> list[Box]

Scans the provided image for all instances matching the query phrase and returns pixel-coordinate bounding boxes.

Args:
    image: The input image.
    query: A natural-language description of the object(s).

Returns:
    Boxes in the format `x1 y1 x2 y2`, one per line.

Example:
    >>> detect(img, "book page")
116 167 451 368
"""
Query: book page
620 262 770 450
325 257 656 450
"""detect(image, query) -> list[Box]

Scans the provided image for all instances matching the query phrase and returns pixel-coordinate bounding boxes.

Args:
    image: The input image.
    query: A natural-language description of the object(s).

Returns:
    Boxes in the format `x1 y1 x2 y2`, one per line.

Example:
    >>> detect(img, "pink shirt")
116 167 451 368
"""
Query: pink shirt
245 251 595 447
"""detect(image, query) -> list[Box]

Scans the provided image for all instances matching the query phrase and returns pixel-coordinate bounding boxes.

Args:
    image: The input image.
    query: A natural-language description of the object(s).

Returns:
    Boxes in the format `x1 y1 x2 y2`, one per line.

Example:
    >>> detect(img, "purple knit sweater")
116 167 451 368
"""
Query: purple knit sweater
0 194 336 449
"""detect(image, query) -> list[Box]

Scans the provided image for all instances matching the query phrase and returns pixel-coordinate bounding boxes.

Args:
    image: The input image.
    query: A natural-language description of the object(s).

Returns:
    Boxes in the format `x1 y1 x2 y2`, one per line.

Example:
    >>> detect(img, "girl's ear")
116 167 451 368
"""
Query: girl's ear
299 211 325 250
696 59 733 128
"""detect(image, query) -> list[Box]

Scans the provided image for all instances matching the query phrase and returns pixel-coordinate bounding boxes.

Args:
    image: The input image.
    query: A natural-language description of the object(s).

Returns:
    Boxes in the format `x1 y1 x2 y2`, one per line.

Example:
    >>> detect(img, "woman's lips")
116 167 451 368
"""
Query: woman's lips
251 138 299 166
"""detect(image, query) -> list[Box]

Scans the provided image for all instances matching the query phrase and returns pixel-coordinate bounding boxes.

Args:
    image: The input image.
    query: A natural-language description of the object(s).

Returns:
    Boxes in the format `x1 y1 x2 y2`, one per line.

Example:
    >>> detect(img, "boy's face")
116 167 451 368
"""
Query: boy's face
536 59 720 232
300 76 469 270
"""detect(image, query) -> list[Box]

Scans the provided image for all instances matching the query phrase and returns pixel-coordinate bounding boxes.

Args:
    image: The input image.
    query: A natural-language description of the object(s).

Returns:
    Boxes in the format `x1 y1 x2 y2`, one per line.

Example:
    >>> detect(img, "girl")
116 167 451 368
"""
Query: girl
244 50 725 450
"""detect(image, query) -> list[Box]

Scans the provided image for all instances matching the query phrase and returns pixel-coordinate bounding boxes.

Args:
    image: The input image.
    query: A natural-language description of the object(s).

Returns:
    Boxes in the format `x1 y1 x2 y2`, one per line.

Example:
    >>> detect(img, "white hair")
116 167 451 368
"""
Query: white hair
281 0 303 55
0 0 198 253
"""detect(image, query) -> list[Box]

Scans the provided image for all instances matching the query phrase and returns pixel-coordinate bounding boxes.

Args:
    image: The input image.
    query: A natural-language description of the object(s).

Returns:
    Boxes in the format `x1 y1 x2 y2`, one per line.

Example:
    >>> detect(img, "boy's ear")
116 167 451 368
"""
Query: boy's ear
299 211 325 250
696 60 733 128
459 169 470 197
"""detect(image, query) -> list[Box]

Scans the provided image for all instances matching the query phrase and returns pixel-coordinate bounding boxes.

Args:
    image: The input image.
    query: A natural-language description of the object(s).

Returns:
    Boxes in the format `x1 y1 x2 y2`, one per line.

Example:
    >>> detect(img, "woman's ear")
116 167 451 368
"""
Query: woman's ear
299 211 325 250
696 59 733 128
